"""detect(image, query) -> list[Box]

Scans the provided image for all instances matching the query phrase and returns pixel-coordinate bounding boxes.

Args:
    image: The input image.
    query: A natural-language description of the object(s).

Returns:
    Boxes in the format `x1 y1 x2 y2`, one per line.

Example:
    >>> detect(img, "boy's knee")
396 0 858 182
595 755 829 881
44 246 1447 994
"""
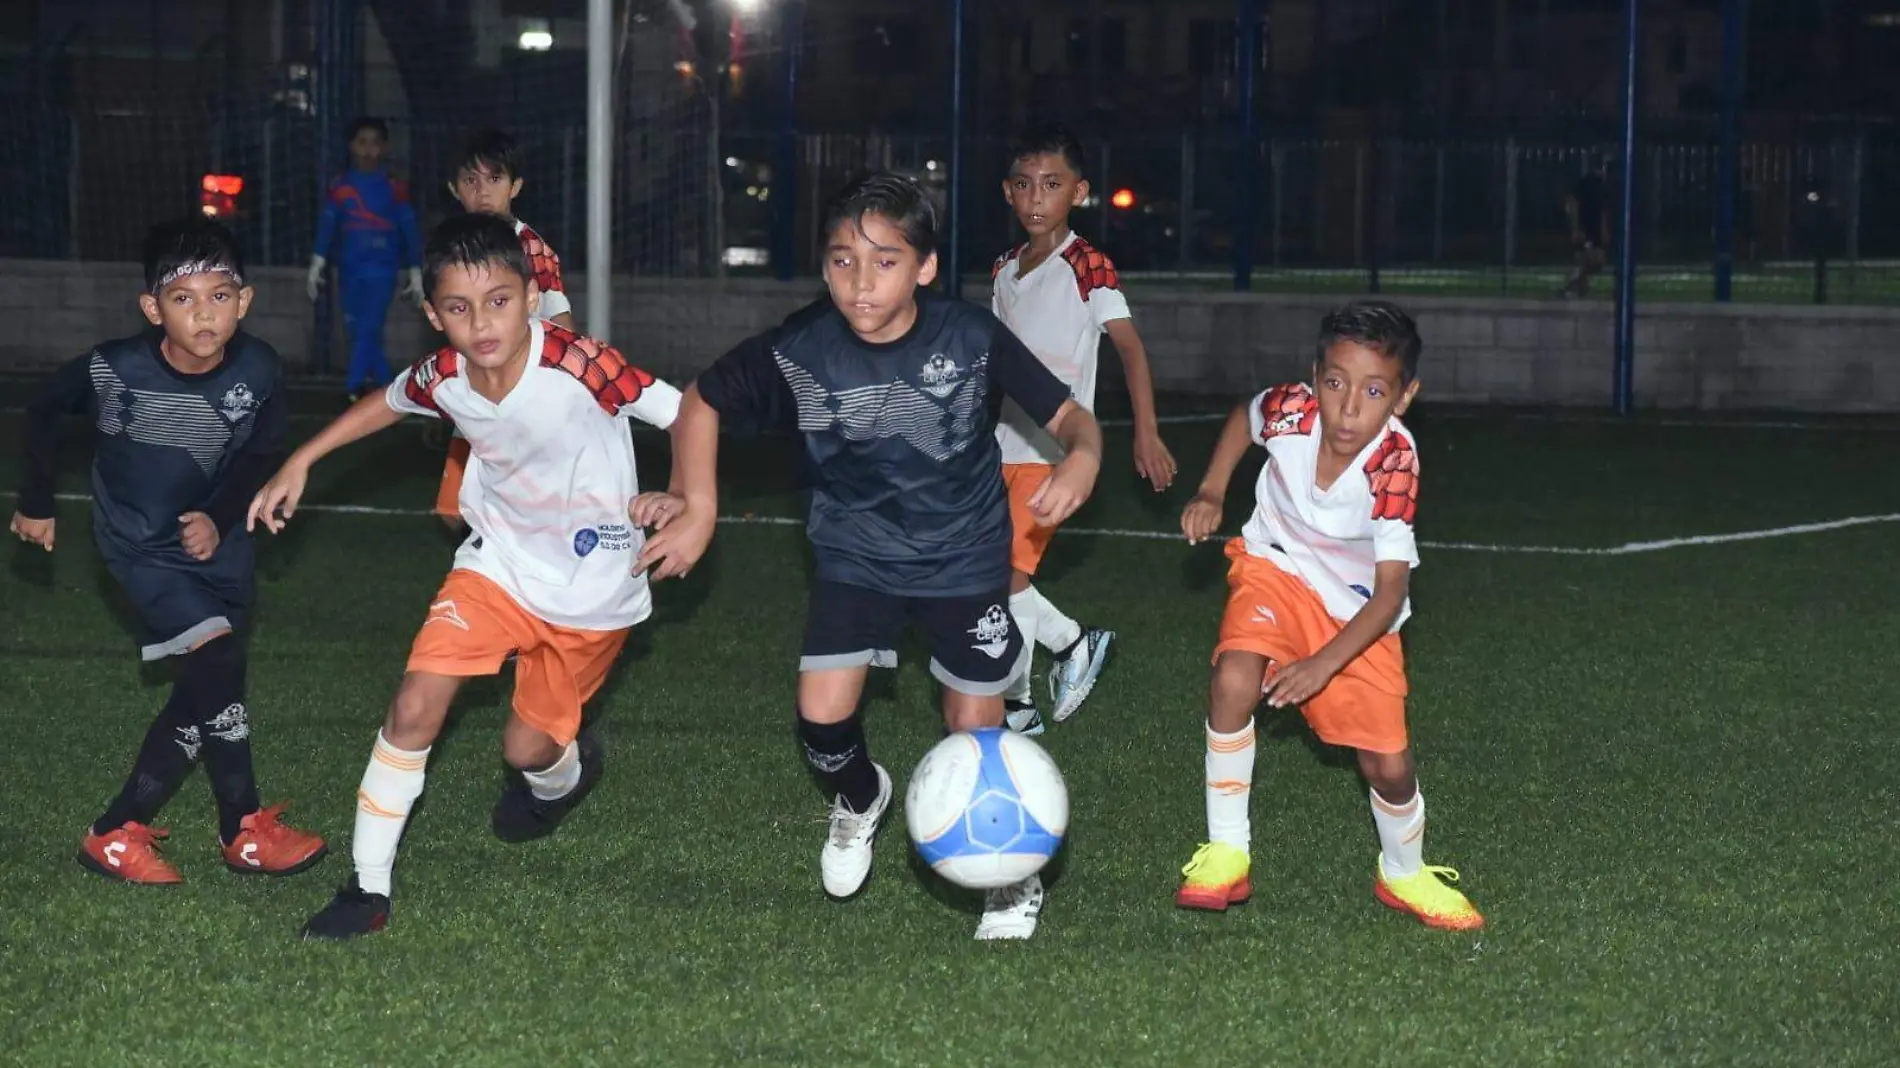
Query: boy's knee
1358 748 1417 800
385 676 453 749
500 720 562 771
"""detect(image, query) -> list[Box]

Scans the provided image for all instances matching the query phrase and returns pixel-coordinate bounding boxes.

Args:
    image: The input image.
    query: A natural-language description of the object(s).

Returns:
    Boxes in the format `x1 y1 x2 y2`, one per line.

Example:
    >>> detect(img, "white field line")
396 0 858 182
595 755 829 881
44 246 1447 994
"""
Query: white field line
19 492 1899 558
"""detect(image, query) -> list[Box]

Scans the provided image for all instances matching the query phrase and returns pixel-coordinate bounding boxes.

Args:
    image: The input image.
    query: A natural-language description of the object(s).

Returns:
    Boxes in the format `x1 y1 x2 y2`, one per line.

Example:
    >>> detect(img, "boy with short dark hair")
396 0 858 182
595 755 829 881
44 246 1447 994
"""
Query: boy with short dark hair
1173 300 1482 931
992 124 1176 735
252 212 684 940
638 173 1103 941
11 216 327 884
435 128 577 530
306 116 425 400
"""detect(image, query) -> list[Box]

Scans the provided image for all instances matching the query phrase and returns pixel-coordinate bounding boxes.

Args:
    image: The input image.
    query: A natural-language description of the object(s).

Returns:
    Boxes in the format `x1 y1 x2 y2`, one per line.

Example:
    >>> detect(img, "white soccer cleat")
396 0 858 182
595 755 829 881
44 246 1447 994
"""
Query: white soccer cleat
820 763 892 899
975 874 1045 941
1049 627 1115 722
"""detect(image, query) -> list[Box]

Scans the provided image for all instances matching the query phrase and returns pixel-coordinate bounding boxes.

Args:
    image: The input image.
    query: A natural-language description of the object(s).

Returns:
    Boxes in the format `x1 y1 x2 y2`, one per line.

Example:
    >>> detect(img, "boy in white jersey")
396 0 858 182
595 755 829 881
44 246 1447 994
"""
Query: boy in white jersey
247 214 683 939
1173 301 1482 931
991 125 1176 735
436 129 573 530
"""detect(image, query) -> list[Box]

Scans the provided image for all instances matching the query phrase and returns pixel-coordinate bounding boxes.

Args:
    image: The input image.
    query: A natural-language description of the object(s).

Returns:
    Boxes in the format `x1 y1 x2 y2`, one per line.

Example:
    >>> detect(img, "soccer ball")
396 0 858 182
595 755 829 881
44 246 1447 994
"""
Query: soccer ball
905 727 1069 890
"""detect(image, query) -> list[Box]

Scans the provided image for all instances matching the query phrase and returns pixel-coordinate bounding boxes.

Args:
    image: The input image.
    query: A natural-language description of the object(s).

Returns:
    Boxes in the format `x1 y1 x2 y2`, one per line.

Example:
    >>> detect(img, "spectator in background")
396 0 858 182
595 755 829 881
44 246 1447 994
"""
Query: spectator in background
1558 152 1612 299
306 117 424 401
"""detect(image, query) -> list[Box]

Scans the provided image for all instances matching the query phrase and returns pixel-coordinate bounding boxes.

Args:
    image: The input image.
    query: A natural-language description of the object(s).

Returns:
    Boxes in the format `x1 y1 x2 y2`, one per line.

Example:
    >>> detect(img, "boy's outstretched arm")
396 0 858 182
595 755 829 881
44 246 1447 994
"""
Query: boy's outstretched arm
10 354 94 551
1263 561 1409 709
632 329 790 580
633 385 721 581
1103 318 1176 491
1180 402 1255 545
1026 400 1102 527
248 391 405 533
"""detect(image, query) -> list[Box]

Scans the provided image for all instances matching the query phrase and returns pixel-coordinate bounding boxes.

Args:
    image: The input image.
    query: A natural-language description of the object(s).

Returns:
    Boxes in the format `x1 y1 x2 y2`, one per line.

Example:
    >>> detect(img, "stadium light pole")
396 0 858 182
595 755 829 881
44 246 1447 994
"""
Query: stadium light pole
586 0 613 341
1612 0 1640 416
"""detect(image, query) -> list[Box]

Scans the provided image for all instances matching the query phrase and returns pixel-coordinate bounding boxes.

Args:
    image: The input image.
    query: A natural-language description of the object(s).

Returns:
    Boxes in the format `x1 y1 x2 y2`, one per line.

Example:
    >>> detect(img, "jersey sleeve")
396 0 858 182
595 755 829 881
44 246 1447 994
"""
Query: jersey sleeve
15 352 96 519
386 349 457 419
989 321 1072 427
695 331 797 437
203 387 288 534
1063 241 1131 329
520 226 571 320
1246 383 1319 445
1364 430 1421 566
543 333 680 429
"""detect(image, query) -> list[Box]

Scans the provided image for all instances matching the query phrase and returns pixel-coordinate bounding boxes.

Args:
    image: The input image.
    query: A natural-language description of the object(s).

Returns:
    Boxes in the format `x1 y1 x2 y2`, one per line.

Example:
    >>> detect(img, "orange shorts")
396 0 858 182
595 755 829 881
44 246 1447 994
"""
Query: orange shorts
1002 462 1058 575
1213 538 1409 754
434 437 470 519
406 569 628 746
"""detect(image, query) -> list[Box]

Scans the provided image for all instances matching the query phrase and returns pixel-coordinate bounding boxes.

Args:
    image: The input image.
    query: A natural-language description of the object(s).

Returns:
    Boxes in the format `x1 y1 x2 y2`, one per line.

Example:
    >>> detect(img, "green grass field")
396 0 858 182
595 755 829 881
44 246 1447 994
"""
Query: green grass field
1 390 1897 1066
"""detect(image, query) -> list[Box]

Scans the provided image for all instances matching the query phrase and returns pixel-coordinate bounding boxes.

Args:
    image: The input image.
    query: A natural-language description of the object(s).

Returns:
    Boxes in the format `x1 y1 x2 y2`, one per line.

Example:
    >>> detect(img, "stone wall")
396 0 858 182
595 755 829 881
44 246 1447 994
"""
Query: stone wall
4 258 1896 412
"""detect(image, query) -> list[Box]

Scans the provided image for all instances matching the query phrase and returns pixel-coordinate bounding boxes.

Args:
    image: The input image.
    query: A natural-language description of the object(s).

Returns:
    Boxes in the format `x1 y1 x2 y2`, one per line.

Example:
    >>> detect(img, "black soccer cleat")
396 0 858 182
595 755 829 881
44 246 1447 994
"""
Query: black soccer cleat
300 878 391 941
492 731 605 844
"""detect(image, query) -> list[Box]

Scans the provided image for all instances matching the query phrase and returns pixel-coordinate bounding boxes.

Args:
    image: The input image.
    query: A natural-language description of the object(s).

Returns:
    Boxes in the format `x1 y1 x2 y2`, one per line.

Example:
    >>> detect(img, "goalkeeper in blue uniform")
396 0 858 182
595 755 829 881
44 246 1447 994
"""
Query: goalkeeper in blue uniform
306 116 424 399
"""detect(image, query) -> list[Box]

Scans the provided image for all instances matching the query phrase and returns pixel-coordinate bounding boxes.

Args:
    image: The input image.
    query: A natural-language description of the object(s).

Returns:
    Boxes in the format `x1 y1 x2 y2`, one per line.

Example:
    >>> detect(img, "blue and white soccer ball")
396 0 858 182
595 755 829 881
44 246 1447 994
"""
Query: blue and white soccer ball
905 727 1069 890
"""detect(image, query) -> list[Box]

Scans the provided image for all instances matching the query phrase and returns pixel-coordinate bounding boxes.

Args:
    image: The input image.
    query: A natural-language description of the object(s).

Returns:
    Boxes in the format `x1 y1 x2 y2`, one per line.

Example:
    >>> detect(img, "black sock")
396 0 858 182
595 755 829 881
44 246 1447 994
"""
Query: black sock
797 712 879 813
94 686 201 836
180 637 260 843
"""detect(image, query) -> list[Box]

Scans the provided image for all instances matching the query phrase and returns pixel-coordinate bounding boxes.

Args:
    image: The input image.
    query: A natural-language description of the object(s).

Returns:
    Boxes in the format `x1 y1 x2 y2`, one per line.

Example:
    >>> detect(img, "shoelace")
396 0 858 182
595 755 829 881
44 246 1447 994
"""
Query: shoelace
1180 842 1234 878
827 797 874 847
123 824 170 849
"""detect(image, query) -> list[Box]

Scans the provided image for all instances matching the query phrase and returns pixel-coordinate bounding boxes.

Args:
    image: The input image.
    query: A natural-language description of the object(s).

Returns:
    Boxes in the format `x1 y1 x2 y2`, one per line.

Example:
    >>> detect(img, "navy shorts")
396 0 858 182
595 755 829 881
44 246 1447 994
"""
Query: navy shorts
105 540 254 661
799 580 1027 697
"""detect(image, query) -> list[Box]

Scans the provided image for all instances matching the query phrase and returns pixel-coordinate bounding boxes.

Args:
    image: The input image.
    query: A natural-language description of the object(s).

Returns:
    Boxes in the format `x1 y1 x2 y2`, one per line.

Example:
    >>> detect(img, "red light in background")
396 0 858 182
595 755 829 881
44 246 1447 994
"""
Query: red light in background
1111 188 1137 210
200 173 244 217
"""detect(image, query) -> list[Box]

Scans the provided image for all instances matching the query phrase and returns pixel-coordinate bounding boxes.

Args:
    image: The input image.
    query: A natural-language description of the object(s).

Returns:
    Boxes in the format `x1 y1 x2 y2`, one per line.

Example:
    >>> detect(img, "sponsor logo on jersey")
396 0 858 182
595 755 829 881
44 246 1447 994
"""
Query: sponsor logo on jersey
573 528 600 557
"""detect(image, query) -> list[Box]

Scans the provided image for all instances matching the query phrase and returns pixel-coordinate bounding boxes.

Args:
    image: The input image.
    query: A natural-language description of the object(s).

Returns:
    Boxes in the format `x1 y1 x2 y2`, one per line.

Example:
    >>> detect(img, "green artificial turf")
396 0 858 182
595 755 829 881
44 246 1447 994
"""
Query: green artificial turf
0 394 1896 1066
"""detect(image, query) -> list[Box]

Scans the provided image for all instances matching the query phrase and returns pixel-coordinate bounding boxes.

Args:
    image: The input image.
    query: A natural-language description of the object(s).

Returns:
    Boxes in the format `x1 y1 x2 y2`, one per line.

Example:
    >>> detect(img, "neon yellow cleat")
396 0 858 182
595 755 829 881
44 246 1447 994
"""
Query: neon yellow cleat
1175 842 1251 911
1374 863 1484 930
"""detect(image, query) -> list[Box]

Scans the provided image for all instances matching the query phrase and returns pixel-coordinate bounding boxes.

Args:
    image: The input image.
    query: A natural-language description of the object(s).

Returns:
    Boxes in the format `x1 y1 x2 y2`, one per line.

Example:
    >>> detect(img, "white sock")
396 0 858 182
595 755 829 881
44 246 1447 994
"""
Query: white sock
1032 586 1082 655
522 740 581 801
353 730 430 897
1004 589 1040 704
1371 787 1426 879
1205 720 1256 850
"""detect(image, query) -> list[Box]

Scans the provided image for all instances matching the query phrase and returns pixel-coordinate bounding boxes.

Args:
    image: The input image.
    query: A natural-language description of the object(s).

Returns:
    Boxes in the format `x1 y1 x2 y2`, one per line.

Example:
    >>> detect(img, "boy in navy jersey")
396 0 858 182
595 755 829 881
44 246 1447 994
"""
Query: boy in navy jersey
11 217 326 885
638 174 1102 940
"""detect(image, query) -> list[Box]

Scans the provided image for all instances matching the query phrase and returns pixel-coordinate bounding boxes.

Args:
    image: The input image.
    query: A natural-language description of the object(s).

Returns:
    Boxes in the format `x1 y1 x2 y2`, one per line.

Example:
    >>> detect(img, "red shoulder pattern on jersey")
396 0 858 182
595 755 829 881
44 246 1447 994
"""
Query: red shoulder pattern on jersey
1363 429 1419 526
1257 382 1319 439
402 347 461 413
517 223 565 294
1060 238 1120 302
991 243 1026 281
392 178 410 203
540 325 656 416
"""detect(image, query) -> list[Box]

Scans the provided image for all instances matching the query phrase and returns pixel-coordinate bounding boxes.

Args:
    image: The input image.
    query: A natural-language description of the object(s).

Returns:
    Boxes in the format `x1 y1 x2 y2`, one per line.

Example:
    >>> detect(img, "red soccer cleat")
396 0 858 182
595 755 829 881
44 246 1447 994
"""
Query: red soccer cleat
78 822 184 885
222 803 328 876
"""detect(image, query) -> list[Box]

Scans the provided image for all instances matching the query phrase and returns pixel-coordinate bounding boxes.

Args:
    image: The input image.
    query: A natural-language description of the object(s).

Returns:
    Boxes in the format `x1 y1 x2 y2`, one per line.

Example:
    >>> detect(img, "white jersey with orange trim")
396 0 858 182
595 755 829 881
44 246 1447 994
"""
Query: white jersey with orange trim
990 230 1130 465
386 319 681 631
1241 382 1421 631
514 219 570 322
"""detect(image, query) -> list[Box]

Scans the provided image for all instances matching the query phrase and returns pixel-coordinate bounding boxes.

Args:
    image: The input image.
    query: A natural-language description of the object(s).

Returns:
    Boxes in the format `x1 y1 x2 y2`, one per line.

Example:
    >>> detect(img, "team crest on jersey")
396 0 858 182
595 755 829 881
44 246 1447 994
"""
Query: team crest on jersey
573 528 600 557
968 604 1013 660
918 354 964 398
219 382 257 421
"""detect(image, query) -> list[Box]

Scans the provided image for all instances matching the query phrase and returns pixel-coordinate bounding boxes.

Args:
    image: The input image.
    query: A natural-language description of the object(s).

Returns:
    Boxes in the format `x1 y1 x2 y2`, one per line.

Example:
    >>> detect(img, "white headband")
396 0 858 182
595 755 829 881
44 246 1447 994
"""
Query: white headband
151 260 244 294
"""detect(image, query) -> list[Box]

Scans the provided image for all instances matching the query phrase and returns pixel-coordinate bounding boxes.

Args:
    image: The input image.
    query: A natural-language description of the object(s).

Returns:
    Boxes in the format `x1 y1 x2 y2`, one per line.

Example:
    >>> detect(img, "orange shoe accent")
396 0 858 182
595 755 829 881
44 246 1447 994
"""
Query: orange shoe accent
1175 875 1252 912
77 823 183 885
1373 872 1486 931
222 803 328 876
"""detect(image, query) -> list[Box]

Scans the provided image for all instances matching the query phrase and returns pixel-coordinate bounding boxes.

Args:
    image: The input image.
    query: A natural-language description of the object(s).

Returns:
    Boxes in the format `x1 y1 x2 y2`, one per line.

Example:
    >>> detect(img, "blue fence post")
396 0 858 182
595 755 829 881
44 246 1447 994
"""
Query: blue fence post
945 0 966 299
1233 0 1262 292
1612 0 1640 416
771 0 803 281
1713 0 1744 302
